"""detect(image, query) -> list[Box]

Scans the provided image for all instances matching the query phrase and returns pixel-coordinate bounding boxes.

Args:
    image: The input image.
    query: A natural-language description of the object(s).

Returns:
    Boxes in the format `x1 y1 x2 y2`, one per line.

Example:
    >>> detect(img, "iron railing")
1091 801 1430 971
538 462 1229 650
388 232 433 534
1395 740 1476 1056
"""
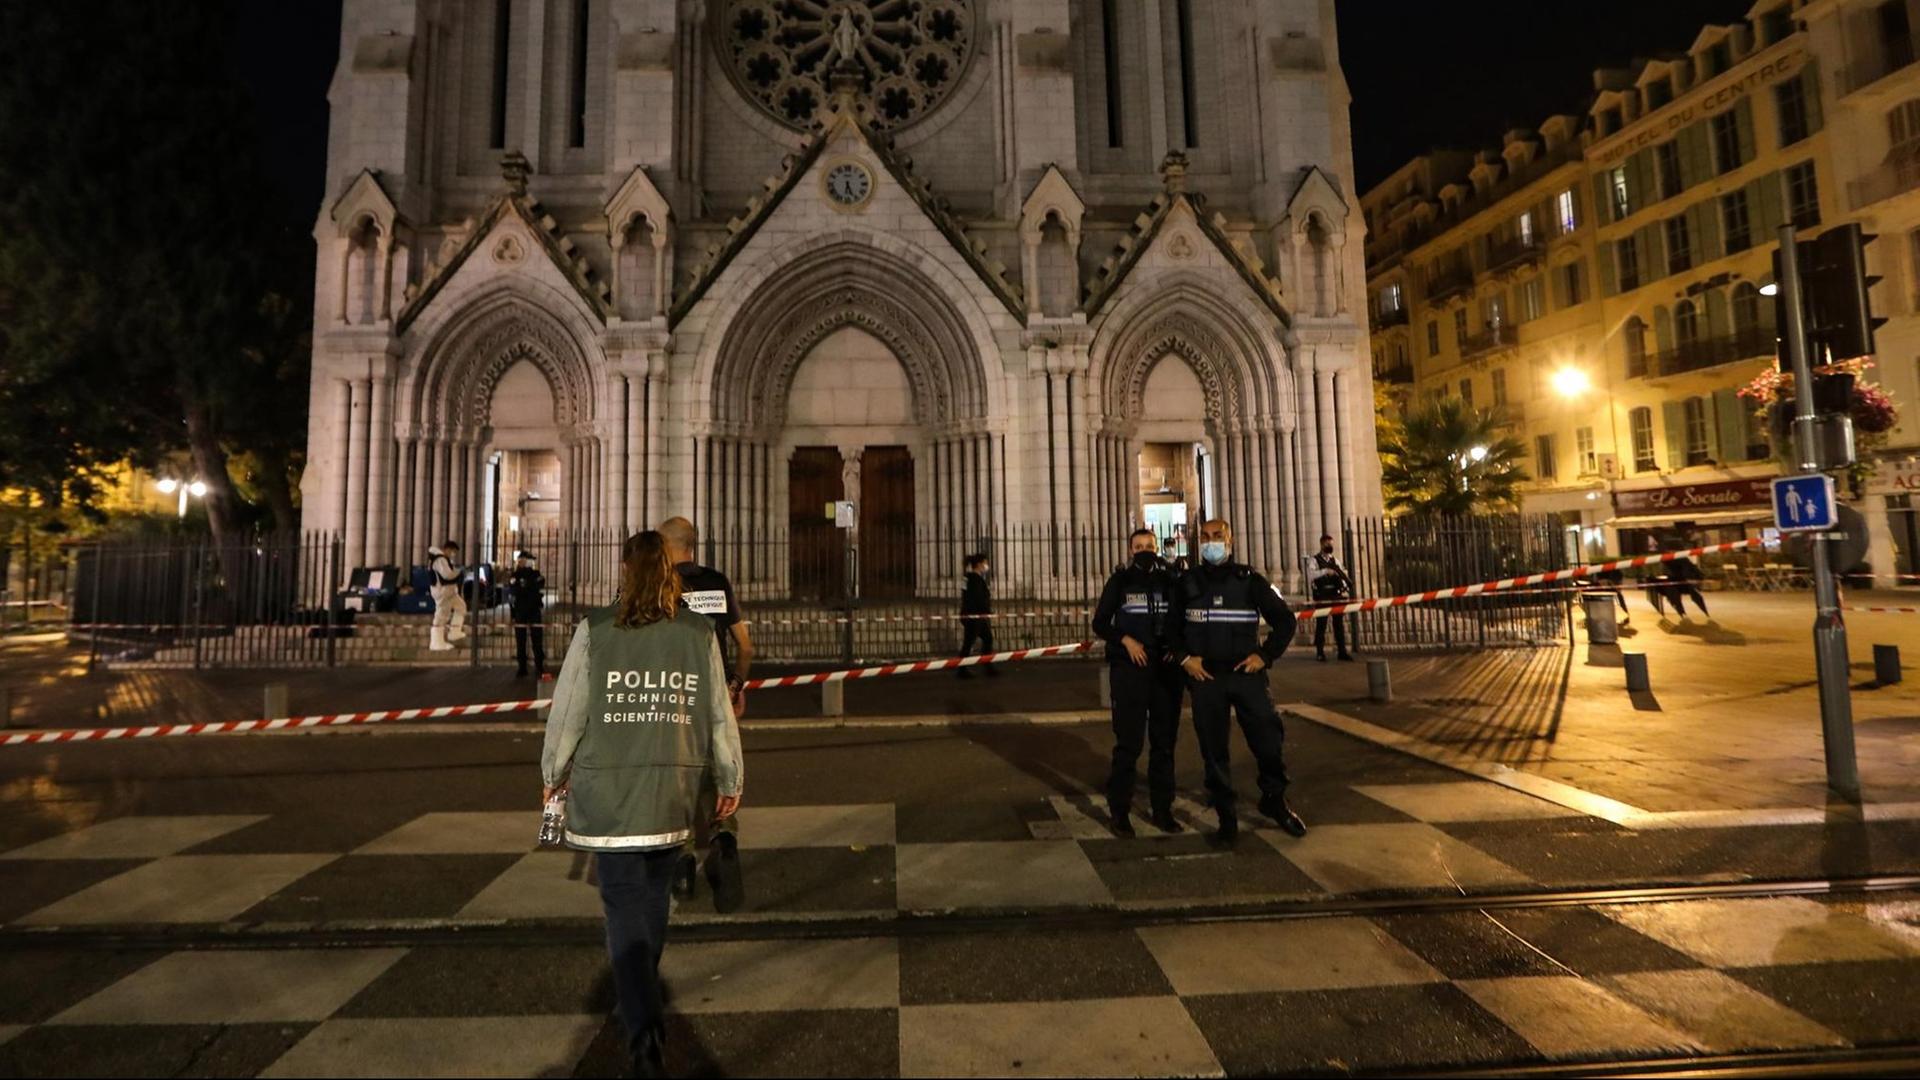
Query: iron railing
1338 514 1570 651
1651 327 1773 378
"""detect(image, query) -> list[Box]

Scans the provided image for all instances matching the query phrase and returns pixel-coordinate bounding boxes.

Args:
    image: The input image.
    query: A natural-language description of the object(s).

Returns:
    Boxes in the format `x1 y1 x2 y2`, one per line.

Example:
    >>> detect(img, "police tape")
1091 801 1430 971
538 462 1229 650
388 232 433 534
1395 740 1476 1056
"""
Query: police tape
741 640 1092 688
1300 538 1761 620
1846 605 1920 614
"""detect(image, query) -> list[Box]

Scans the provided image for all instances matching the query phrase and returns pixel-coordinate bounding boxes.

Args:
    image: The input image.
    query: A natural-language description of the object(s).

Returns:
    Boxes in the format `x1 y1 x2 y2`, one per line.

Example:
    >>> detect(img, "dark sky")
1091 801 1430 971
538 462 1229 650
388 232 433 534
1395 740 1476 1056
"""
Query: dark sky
229 1 1761 223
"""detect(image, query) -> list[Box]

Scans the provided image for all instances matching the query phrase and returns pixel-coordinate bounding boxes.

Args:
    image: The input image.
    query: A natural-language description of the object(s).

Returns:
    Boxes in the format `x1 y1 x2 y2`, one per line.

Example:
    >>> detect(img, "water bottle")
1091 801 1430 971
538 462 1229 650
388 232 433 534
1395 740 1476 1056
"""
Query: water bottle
538 791 567 847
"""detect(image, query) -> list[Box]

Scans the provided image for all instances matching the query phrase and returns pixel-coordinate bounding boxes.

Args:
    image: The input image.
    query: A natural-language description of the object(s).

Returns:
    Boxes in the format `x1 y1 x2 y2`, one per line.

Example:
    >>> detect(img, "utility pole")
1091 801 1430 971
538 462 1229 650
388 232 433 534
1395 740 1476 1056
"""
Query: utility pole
1777 223 1859 802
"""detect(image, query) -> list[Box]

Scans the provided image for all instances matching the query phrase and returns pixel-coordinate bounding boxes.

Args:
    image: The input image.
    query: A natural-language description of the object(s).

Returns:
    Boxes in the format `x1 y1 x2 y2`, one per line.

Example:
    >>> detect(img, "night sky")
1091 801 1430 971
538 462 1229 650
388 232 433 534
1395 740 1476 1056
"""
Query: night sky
231 0 1759 227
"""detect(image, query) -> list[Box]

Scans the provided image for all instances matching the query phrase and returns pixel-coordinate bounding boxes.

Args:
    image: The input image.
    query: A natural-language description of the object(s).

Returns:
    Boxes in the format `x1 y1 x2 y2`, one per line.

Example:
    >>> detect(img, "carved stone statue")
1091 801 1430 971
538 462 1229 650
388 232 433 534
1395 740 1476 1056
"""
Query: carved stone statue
831 12 861 66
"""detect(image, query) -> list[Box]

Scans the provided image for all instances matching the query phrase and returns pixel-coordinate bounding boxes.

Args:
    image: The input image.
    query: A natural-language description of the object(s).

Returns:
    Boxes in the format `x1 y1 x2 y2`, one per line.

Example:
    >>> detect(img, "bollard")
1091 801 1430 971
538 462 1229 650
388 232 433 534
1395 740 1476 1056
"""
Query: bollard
1098 666 1113 709
1875 644 1902 685
821 680 845 718
263 682 289 720
1367 659 1392 703
1623 652 1650 692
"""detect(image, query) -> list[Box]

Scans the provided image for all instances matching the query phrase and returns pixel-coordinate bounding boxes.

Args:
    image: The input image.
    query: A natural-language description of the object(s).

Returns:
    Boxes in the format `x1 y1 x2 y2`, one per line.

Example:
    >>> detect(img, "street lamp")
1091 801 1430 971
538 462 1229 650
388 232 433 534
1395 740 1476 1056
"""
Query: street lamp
1468 444 1488 462
154 476 206 518
1551 367 1593 398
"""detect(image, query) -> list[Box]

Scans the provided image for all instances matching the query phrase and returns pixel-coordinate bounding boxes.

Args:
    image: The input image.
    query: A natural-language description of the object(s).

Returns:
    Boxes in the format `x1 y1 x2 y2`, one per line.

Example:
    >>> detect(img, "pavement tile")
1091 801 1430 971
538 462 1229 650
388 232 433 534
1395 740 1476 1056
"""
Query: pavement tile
353 812 540 856
732 804 894 849
677 846 897 915
1372 910 1568 980
182 810 428 855
49 950 406 1025
240 853 525 923
1259 822 1530 894
260 1015 603 1078
1727 959 1920 1045
1079 831 1324 902
1137 917 1443 996
0 858 145 924
1443 825 1849 886
894 802 1044 844
899 928 1173 1005
661 1009 899 1079
17 854 338 926
1604 896 1920 967
0 1022 314 1079
336 945 613 1018
1457 976 1706 1058
1182 983 1539 1076
1485 906 1706 975
1354 782 1582 823
898 996 1220 1078
0 951 164 1024
895 841 1110 911
457 851 605 920
663 938 897 1013
0 815 266 860
1285 784 1422 826
1597 969 1846 1052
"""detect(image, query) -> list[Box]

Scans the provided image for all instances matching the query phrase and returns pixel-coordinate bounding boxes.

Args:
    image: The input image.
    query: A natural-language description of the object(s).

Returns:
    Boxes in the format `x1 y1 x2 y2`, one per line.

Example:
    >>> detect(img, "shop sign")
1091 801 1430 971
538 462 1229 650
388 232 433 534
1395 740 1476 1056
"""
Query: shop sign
1870 457 1920 495
1612 478 1774 516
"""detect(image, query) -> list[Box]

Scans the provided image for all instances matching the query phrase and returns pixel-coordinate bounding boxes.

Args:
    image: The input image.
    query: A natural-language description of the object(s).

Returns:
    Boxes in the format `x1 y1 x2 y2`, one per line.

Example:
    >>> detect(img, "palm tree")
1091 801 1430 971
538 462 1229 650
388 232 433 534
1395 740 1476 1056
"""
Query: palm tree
1380 397 1529 515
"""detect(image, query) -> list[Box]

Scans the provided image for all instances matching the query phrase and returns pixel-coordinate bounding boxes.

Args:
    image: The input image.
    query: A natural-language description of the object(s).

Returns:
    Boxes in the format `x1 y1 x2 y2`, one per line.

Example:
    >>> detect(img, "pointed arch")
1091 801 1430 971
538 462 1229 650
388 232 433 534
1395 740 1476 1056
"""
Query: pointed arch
407 288 603 436
1090 274 1292 433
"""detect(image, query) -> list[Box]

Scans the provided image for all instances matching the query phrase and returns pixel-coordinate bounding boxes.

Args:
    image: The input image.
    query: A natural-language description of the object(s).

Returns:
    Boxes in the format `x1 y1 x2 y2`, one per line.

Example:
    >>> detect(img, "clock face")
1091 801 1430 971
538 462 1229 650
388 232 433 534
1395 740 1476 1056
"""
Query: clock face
825 162 873 207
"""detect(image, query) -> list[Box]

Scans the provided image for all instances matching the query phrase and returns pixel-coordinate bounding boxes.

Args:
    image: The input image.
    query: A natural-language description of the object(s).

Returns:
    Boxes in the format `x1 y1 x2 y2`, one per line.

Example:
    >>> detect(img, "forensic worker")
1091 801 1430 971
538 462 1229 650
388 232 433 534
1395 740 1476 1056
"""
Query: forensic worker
427 540 468 652
1091 528 1184 836
1168 518 1306 843
541 530 743 1079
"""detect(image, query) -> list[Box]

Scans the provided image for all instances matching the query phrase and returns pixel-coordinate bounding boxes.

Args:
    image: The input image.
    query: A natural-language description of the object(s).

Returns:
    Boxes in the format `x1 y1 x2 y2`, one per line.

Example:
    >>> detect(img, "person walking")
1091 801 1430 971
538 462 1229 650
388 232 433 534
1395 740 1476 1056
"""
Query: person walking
1307 533 1355 662
1169 519 1305 843
956 552 998 677
1091 528 1184 837
1667 547 1711 619
541 530 742 1079
659 516 753 913
508 550 549 679
427 541 468 652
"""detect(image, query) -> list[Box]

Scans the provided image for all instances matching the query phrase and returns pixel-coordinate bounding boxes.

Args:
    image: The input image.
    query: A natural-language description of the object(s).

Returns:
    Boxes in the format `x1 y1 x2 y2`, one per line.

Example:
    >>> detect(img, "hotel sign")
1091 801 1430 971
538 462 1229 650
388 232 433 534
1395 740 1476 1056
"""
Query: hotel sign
1591 52 1805 167
1613 478 1775 516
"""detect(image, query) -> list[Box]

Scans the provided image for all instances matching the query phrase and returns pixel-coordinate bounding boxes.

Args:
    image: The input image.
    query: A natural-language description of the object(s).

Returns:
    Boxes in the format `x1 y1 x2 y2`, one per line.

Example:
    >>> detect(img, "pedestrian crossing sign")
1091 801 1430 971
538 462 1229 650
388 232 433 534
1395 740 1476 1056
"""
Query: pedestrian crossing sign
1771 474 1837 533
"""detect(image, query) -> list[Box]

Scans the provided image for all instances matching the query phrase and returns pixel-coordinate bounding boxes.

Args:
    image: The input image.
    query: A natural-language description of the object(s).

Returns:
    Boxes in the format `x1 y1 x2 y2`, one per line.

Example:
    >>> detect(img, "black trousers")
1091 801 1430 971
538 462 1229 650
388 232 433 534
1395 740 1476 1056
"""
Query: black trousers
960 619 994 662
1187 669 1290 810
514 624 546 674
597 847 682 1064
1312 612 1350 657
1106 660 1182 813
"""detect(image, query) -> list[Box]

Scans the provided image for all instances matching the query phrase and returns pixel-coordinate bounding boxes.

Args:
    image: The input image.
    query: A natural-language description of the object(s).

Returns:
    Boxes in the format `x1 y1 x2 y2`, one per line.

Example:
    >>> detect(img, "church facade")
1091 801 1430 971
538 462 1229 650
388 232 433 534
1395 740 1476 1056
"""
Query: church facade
303 0 1380 595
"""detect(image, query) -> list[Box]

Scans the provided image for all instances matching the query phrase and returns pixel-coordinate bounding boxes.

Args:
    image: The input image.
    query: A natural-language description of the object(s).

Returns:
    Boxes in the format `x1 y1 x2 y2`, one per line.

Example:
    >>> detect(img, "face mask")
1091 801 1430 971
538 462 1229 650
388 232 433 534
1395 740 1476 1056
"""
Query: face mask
1321 544 1334 555
1200 542 1229 565
1131 551 1158 570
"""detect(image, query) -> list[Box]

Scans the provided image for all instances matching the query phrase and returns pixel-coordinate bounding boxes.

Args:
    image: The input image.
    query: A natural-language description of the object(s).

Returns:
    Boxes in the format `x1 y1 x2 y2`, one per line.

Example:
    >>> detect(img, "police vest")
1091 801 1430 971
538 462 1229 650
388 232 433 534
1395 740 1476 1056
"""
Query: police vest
1110 565 1173 652
1181 564 1265 661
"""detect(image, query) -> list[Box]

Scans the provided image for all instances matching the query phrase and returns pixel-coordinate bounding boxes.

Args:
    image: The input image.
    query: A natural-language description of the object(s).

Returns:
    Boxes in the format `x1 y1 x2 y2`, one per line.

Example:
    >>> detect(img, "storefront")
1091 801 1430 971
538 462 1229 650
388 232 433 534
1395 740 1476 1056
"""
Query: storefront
1864 455 1920 585
1609 477 1777 563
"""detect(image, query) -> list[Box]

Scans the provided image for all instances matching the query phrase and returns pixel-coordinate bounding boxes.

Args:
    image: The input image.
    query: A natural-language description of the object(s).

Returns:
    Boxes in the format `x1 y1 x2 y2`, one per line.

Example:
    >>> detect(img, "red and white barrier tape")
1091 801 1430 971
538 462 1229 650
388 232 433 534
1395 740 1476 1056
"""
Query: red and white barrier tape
1847 605 1920 614
742 640 1091 689
1302 539 1760 620
0 699 550 747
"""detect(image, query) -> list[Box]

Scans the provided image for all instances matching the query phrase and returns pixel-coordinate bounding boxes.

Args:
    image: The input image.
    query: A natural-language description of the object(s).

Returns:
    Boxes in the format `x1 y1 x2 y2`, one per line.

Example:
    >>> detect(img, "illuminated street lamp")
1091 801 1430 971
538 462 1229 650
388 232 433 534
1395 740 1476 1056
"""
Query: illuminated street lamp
1551 367 1593 398
1468 444 1488 462
154 476 207 518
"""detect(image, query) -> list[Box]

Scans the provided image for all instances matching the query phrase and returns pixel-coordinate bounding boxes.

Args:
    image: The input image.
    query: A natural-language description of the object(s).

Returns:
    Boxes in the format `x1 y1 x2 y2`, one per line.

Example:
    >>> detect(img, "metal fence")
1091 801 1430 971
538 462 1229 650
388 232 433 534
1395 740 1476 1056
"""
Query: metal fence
64 516 1573 669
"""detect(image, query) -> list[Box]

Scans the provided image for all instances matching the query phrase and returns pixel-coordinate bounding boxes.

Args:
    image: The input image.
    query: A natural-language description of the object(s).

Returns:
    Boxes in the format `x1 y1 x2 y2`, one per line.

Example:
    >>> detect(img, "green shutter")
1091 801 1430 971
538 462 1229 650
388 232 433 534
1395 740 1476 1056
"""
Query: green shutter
1663 400 1688 470
1734 98 1756 167
1552 263 1570 308
1593 171 1613 224
1654 305 1675 353
1677 121 1712 190
1753 173 1785 235
1801 63 1823 136
1640 222 1666 282
1705 287 1731 340
1628 148 1655 214
1713 389 1748 463
1693 199 1722 261
1599 241 1618 295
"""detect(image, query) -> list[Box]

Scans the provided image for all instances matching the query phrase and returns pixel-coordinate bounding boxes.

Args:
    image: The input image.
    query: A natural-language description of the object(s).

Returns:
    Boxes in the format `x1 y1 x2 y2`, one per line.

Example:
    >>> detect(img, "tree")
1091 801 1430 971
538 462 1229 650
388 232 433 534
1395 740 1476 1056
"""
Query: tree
0 3 312 539
1380 397 1529 515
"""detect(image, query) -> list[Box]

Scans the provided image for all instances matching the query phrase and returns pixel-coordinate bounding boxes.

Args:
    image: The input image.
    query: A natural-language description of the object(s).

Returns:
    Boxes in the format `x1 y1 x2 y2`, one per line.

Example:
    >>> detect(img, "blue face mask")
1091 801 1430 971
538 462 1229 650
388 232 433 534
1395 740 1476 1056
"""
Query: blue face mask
1200 541 1229 565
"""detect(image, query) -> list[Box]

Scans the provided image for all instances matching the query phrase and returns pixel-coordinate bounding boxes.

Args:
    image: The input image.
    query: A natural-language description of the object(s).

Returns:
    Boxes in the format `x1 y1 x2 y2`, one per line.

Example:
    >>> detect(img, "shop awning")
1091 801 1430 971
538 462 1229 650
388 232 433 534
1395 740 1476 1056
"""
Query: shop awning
1607 509 1772 529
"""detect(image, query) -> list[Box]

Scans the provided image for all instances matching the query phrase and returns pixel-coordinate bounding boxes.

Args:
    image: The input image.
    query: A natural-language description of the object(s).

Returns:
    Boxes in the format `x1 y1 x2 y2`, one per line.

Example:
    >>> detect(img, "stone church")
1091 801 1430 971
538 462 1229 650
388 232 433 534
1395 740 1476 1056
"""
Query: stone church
303 0 1379 595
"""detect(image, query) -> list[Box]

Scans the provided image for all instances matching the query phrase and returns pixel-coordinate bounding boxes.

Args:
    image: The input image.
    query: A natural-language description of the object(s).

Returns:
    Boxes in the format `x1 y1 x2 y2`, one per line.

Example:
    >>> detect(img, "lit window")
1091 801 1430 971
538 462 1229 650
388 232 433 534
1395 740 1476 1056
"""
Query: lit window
1535 434 1558 481
1556 189 1578 234
1577 427 1597 474
1492 368 1509 406
1787 161 1820 228
1610 166 1631 220
1684 396 1711 465
1630 407 1657 471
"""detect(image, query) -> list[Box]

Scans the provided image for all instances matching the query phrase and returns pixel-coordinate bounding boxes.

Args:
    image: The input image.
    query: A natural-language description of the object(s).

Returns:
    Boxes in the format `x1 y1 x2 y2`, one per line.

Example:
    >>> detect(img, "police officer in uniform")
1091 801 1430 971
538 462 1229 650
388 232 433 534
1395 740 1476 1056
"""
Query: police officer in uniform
1308 533 1355 662
508 550 549 679
1169 518 1306 843
1091 528 1184 837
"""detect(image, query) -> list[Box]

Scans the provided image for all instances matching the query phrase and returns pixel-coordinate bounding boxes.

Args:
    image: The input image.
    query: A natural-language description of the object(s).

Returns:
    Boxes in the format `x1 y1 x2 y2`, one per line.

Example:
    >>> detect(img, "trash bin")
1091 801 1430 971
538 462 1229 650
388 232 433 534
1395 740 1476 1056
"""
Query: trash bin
1581 590 1618 644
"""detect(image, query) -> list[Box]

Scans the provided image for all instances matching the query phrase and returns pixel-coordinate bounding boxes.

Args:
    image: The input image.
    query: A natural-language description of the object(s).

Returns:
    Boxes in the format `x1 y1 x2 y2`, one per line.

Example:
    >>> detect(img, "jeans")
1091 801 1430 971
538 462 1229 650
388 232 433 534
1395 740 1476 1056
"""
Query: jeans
1106 660 1182 813
596 847 683 1063
1187 670 1290 811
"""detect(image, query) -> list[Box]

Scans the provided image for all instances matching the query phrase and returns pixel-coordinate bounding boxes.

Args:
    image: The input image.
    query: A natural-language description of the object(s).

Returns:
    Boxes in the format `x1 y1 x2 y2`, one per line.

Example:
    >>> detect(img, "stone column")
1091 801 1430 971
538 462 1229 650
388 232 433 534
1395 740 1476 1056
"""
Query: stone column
644 365 664 528
1296 371 1322 546
393 435 414 565
411 432 432 561
625 376 643 531
344 377 371 569
1334 369 1357 533
331 379 353 537
366 376 392 565
1315 367 1339 533
377 233 395 322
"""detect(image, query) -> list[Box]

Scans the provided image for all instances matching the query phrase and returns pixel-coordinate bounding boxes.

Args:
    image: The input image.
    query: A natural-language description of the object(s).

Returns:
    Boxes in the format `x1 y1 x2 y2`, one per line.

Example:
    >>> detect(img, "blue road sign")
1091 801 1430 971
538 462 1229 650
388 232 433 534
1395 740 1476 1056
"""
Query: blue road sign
1772 474 1838 532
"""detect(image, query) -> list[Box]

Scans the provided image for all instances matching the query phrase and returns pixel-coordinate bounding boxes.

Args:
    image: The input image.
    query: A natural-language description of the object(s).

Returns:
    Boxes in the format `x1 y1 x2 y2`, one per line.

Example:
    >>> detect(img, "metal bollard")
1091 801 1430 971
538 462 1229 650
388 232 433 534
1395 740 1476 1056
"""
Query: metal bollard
1623 652 1650 692
1098 666 1112 709
1367 659 1392 703
1875 644 1902 685
821 680 845 717
262 682 289 720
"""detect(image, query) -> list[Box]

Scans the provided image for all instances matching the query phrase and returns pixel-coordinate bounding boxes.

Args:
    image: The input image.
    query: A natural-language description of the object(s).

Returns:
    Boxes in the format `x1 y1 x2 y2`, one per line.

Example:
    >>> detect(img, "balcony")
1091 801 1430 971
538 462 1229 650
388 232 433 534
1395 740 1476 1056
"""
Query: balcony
1370 307 1410 333
1839 35 1918 99
1425 263 1476 303
1849 155 1920 211
1484 235 1546 275
1375 364 1413 385
1461 322 1520 362
1652 328 1774 378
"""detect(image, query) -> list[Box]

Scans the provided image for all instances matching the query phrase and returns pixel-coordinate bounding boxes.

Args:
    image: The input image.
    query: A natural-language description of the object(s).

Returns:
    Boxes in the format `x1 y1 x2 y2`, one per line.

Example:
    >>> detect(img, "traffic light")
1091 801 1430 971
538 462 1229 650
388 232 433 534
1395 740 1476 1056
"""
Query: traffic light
1773 224 1886 370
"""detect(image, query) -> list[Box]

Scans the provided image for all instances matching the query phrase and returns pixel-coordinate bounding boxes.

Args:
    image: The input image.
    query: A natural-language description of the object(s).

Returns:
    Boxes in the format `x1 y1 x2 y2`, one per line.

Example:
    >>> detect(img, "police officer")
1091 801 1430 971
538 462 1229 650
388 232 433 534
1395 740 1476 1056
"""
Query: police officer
1169 518 1306 842
508 550 548 679
1308 533 1355 662
1091 528 1184 837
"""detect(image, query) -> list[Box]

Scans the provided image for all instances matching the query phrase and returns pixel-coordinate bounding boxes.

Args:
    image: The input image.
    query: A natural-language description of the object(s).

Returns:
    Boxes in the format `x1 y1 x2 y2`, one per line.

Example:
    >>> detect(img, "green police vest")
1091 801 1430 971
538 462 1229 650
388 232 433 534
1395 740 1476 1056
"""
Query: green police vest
563 606 727 852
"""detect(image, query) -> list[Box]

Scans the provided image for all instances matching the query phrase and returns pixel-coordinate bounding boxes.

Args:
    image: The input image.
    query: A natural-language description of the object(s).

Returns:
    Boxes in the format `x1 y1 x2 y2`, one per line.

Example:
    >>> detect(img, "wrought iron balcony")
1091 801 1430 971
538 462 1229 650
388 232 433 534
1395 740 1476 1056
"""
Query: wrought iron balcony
1370 307 1410 333
1484 235 1546 275
1652 328 1774 378
1424 263 1476 303
1375 364 1413 385
1461 322 1519 361
1840 35 1917 97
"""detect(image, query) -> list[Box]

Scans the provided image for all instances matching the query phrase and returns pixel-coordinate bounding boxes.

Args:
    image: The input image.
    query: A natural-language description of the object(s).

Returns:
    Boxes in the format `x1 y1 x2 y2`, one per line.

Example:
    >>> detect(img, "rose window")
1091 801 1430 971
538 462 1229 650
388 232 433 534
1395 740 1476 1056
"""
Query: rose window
716 1 976 132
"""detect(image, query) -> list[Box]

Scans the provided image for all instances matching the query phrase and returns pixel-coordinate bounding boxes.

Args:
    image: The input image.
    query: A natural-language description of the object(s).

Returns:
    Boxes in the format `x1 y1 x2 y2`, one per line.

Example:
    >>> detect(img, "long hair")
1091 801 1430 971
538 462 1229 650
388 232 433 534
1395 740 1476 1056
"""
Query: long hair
614 531 682 628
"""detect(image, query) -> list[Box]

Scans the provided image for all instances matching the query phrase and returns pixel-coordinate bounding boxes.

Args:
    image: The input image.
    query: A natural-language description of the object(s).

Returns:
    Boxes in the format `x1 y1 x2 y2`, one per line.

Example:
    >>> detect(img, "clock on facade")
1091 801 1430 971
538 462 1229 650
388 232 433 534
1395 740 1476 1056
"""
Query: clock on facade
824 161 874 208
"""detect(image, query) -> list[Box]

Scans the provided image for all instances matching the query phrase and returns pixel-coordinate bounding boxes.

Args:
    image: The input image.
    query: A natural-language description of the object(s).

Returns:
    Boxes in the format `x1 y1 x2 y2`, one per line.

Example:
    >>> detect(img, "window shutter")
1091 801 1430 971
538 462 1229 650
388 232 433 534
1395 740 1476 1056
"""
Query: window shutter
1593 172 1613 223
1677 121 1712 189
1640 222 1666 282
1693 198 1722 261
1801 63 1823 136
1753 173 1785 234
1713 388 1747 462
1552 263 1570 308
1734 98 1756 167
1662 400 1687 470
1599 241 1618 295
1654 306 1675 353
1704 287 1731 340
1628 148 1655 214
